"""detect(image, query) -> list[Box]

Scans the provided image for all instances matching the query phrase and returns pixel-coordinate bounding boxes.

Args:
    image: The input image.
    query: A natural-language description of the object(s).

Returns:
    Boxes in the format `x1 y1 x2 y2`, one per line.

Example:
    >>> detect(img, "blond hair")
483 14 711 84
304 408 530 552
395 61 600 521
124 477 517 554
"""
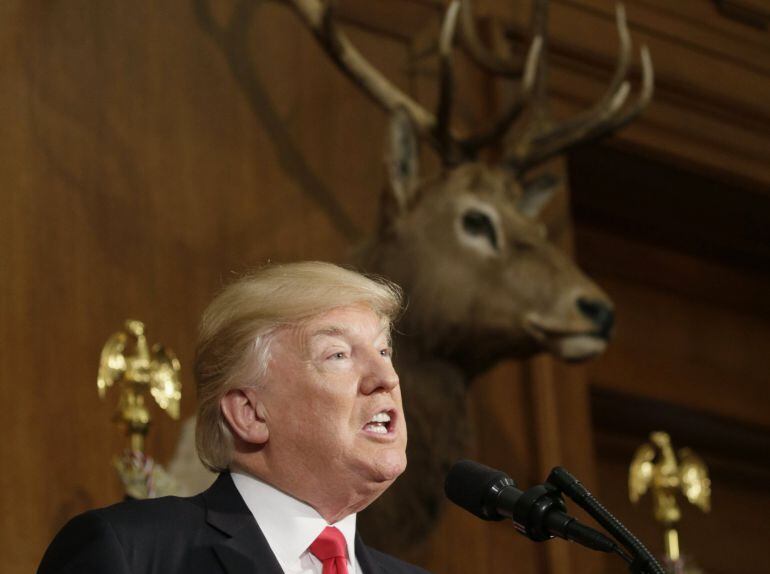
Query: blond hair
194 261 402 472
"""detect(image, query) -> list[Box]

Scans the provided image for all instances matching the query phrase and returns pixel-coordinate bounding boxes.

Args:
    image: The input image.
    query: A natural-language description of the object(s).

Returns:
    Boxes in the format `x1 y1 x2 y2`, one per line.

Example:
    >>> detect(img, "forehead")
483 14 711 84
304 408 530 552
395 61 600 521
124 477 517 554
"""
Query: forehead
278 305 390 350
306 305 388 336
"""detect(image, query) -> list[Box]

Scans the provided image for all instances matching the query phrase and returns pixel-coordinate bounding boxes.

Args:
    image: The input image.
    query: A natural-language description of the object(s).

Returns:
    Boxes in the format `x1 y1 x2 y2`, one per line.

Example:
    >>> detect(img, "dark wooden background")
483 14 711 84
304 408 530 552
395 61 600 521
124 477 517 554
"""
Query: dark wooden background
1 1 768 573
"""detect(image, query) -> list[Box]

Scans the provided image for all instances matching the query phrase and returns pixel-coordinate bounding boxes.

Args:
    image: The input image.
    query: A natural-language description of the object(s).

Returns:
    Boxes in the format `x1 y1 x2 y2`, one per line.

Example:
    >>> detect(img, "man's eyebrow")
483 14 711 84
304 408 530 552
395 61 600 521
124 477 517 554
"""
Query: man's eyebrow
308 326 349 339
307 322 391 342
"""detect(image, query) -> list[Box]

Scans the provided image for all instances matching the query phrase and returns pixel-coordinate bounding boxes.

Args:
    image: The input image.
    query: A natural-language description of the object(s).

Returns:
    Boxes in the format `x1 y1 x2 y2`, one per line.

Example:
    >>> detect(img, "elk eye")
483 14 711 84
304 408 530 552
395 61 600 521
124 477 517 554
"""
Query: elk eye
462 209 498 250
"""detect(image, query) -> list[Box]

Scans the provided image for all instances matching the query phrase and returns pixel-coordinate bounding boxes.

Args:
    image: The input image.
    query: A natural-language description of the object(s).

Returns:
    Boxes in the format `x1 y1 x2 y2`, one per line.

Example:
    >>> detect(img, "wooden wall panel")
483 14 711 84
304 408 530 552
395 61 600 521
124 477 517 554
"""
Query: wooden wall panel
3 0 768 573
475 0 770 189
570 144 770 573
584 270 770 572
1 1 575 572
0 1 404 570
595 427 770 574
572 227 770 429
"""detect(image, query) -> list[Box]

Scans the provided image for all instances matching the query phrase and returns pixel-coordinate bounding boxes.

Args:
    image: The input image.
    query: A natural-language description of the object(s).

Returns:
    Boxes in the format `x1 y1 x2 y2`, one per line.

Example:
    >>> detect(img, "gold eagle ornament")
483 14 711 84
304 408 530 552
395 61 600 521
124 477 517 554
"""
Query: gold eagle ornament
97 319 182 499
97 319 181 452
629 431 710 563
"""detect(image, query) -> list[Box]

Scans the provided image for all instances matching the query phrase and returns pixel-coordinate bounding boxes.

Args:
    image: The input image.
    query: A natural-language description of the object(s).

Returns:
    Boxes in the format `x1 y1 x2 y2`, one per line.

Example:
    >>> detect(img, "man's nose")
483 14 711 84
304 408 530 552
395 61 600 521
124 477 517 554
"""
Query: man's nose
360 353 399 394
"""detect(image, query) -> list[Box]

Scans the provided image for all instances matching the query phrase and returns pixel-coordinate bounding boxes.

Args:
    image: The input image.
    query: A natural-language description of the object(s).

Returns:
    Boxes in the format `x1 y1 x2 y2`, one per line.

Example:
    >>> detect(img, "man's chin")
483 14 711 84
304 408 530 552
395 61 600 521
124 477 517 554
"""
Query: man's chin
363 451 407 485
379 457 407 483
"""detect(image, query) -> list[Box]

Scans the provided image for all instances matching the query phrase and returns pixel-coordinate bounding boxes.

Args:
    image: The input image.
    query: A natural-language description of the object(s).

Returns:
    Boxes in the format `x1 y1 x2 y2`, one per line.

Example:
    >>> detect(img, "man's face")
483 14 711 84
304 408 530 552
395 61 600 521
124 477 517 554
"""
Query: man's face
257 304 407 507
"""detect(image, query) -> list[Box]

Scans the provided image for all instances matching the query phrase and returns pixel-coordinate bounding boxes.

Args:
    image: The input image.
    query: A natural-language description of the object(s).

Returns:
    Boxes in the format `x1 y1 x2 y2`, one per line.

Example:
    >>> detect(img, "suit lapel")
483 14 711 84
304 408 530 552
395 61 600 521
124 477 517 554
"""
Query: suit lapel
355 533 384 574
202 473 391 574
204 473 284 574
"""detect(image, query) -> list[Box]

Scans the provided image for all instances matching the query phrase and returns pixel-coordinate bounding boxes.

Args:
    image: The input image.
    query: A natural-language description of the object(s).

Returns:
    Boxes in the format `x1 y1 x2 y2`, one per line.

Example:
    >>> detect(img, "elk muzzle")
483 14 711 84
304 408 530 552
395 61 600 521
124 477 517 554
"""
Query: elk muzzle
522 293 614 362
576 297 615 340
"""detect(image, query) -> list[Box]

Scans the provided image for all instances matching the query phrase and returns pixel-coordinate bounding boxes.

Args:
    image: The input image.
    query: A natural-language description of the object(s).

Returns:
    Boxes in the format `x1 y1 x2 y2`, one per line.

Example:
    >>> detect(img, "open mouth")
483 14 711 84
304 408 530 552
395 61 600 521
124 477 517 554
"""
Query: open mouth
362 409 396 436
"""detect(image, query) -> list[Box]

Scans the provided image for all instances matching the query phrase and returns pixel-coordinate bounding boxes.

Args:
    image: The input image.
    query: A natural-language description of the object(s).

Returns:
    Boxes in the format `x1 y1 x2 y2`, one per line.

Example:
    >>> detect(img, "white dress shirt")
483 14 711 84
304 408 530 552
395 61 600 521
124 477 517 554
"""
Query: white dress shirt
231 471 361 574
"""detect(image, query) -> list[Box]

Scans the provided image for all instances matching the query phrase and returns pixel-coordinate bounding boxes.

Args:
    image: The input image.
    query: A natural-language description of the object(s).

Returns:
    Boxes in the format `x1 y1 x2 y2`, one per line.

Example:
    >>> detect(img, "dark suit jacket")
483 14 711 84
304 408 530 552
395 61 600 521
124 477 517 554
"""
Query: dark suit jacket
38 473 429 574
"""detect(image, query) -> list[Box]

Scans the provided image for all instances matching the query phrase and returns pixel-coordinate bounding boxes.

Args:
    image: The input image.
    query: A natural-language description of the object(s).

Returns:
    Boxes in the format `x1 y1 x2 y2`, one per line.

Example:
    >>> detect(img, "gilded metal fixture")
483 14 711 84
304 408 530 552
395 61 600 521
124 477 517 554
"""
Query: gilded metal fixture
98 319 181 497
629 431 710 566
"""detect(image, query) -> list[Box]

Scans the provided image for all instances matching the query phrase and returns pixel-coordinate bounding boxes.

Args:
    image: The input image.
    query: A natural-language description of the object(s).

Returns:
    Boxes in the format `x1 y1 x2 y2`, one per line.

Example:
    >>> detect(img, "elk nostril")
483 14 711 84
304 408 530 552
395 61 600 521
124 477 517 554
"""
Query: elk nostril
577 298 614 339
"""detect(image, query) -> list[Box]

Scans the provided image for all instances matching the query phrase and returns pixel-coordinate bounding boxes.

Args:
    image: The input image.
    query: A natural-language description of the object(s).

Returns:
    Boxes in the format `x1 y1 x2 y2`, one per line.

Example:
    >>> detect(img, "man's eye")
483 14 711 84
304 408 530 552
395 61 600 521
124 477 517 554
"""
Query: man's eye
380 348 393 358
328 351 347 360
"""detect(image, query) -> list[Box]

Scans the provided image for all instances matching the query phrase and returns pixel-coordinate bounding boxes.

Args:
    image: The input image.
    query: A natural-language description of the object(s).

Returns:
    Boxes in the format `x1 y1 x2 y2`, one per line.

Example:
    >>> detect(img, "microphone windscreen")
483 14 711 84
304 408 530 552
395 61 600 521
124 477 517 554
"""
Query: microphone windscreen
444 459 510 521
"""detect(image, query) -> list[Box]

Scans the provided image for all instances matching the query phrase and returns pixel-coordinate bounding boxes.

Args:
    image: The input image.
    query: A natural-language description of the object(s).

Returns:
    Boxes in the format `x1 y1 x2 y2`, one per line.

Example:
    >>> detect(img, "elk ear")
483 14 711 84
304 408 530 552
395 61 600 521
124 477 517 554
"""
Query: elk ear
384 108 420 215
517 173 561 218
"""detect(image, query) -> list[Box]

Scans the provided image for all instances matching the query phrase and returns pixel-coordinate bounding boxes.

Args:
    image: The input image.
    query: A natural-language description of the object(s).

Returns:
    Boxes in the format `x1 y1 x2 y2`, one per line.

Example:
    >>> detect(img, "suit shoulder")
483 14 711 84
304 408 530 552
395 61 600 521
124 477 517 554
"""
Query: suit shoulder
366 547 432 574
39 494 209 573
38 510 128 573
89 493 205 539
96 493 205 523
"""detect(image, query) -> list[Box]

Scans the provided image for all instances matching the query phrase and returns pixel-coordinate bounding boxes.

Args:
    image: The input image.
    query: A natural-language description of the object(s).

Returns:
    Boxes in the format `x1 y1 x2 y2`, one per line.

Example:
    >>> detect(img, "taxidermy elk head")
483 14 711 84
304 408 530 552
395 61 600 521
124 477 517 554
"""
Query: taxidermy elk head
179 0 653 553
285 0 652 371
270 0 653 552
365 118 614 372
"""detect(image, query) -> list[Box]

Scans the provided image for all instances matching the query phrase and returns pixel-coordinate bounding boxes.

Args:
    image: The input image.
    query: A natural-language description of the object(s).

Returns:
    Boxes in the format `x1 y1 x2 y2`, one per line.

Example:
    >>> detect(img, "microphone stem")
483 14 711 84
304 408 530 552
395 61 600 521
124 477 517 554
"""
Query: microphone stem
548 467 666 574
614 546 633 564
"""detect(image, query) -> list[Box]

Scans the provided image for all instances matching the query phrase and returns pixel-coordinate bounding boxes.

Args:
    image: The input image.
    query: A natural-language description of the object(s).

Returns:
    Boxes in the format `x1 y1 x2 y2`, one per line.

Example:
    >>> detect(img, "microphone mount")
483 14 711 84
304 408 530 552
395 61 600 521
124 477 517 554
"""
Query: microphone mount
445 459 667 574
445 460 620 553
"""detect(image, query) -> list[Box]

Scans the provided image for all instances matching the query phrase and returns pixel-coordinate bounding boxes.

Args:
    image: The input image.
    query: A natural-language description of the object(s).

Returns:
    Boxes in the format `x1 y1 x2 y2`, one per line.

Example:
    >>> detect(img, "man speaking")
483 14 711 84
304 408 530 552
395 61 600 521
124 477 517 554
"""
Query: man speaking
39 261 428 574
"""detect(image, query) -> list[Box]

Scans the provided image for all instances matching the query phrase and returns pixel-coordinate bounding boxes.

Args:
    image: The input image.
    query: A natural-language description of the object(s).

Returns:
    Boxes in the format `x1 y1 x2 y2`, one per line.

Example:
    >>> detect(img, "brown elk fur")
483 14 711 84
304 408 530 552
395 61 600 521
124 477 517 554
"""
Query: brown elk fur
354 155 612 550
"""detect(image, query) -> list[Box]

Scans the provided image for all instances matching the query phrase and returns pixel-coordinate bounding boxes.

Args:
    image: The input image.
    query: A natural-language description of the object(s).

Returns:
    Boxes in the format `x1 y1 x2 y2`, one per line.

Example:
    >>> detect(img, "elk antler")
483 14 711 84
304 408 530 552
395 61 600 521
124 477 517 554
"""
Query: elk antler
286 0 651 171
458 0 523 78
286 0 458 154
505 3 654 171
435 0 462 160
286 0 544 165
458 36 542 157
438 0 544 162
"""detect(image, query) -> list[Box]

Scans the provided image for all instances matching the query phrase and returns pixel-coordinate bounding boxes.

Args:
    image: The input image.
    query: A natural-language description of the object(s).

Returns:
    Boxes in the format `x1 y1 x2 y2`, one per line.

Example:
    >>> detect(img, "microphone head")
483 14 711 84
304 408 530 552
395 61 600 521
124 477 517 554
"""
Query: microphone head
444 459 514 521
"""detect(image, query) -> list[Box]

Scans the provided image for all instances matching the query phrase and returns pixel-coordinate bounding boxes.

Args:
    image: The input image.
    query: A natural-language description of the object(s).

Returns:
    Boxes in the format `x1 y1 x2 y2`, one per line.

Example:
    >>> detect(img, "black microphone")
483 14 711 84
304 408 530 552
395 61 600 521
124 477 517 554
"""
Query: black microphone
445 459 617 553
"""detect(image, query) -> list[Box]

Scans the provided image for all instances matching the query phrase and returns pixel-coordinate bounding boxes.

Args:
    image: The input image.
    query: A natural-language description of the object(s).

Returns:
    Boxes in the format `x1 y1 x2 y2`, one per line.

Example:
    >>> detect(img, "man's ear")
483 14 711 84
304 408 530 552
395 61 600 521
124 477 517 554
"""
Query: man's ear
220 388 269 446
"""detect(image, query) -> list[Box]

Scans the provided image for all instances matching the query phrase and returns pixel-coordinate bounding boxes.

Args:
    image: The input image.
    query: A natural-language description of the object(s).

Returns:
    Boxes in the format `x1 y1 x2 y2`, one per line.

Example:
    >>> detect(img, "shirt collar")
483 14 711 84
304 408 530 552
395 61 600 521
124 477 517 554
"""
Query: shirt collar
231 471 357 570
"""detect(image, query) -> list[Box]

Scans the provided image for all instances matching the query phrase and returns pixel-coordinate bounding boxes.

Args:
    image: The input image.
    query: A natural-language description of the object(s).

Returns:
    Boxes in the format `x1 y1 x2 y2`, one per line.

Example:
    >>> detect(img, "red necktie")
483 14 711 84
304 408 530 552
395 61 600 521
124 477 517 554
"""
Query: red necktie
309 526 349 574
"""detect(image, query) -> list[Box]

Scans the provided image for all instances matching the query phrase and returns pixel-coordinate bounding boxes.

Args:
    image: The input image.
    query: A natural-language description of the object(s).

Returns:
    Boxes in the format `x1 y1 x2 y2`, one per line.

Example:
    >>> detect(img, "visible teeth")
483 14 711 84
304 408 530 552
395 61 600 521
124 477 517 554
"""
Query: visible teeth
365 423 388 434
370 412 391 423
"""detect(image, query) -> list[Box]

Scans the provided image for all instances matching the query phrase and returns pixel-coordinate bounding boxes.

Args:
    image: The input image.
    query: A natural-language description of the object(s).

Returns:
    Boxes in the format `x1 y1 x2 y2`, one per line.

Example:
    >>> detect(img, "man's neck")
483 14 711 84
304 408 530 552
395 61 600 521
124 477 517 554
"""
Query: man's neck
229 458 384 524
230 471 360 573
